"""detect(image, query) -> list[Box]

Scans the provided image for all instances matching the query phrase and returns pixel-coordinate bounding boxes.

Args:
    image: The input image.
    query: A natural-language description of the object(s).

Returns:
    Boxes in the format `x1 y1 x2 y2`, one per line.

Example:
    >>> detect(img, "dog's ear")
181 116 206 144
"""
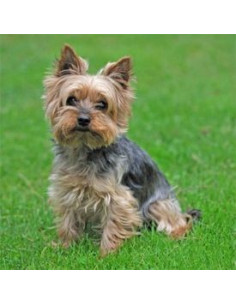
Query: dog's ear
100 57 132 89
55 45 88 76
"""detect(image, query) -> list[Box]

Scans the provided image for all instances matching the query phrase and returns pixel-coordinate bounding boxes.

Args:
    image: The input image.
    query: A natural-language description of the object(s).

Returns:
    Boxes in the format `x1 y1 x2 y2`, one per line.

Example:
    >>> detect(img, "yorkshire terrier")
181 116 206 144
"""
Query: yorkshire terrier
43 45 200 256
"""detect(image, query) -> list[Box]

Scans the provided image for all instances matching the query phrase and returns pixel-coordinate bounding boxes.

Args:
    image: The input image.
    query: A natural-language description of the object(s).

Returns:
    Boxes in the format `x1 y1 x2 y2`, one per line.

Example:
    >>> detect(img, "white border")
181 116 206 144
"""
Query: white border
0 271 235 305
0 0 235 34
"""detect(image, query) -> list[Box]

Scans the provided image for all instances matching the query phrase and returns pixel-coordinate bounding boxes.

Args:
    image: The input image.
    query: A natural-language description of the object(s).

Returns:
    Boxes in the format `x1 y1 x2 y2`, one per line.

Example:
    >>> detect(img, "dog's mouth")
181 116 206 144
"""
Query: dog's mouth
64 125 109 149
74 126 90 132
72 126 101 138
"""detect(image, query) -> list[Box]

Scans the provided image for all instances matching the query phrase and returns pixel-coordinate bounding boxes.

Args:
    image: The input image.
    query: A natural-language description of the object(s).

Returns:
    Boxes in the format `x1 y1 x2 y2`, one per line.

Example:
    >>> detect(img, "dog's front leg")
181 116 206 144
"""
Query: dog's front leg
100 187 142 256
56 208 81 247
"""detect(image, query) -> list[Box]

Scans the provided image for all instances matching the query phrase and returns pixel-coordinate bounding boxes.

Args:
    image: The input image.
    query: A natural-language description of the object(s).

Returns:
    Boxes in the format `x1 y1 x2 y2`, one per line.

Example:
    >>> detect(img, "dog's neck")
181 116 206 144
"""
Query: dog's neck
52 135 124 163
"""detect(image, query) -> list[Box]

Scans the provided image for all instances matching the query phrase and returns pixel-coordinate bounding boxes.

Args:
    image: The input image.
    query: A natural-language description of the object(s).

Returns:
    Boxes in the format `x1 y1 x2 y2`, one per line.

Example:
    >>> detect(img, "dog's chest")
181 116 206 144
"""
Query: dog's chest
50 149 121 220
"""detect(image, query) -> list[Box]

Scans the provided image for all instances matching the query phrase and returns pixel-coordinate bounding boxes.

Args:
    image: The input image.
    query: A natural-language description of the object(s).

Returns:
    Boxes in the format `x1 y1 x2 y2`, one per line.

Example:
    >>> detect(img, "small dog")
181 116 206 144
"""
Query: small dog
43 45 200 256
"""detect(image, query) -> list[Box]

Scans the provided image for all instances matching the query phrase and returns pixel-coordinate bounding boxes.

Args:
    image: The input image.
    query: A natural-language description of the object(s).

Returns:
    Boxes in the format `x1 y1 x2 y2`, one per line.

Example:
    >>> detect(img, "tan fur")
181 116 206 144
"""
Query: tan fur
100 185 142 256
56 44 88 76
49 148 142 253
44 45 195 255
44 74 133 149
146 199 192 237
170 223 192 239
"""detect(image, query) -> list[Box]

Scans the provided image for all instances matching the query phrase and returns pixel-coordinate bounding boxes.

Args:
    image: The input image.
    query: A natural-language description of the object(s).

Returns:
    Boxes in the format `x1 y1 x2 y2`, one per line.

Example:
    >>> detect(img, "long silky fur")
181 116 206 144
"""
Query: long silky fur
43 45 200 255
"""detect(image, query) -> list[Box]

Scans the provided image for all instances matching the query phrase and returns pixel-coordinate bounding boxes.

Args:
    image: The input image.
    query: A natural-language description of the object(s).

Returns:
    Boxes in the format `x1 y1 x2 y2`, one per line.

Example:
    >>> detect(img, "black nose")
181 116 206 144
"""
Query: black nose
78 115 90 127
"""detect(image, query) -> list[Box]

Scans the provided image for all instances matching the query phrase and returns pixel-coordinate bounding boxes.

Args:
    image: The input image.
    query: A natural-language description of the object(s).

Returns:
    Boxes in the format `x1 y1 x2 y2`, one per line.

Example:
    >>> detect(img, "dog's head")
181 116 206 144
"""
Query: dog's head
43 45 134 149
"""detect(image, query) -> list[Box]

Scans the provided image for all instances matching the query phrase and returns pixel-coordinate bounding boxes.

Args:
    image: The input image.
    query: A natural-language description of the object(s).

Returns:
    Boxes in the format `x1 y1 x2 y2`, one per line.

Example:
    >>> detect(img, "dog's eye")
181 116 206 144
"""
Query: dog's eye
95 100 108 110
66 96 77 106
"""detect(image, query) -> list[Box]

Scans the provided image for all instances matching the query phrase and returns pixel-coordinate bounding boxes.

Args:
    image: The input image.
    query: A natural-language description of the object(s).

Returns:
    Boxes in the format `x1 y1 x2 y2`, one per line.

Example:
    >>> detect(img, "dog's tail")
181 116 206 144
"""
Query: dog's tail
186 209 202 222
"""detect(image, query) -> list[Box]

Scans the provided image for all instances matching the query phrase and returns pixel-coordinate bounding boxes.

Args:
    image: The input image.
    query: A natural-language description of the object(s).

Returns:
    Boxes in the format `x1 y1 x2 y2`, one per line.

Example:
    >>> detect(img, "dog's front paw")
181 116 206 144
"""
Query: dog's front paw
61 240 73 248
50 239 73 248
99 246 117 257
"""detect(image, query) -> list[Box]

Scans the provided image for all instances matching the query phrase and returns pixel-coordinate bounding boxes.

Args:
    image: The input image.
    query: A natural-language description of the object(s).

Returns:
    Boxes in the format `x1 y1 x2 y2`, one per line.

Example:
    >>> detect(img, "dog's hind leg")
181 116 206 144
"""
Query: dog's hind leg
144 198 200 238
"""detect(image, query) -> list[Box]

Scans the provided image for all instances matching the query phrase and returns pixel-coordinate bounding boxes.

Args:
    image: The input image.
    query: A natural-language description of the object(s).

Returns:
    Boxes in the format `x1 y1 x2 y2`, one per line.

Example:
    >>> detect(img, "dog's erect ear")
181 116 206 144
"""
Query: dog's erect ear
100 57 132 88
55 45 88 76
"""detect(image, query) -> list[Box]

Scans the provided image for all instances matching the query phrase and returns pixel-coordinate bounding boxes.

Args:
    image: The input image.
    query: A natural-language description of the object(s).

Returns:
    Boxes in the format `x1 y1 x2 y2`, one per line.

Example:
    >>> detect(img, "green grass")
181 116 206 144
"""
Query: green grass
1 35 235 270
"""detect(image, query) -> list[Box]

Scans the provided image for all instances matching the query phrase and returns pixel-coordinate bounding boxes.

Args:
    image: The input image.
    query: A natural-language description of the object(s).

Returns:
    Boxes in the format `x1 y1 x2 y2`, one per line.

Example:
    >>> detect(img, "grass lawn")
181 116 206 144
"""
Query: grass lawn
1 34 235 270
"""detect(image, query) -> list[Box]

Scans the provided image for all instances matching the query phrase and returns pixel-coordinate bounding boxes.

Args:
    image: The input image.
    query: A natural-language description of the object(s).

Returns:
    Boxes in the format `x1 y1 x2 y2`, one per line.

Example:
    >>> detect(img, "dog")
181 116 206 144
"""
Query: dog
43 45 200 256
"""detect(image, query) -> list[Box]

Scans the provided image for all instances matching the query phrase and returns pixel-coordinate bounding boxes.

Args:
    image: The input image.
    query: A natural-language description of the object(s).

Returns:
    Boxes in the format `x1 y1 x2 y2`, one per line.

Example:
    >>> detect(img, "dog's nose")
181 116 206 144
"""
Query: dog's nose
78 115 90 127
